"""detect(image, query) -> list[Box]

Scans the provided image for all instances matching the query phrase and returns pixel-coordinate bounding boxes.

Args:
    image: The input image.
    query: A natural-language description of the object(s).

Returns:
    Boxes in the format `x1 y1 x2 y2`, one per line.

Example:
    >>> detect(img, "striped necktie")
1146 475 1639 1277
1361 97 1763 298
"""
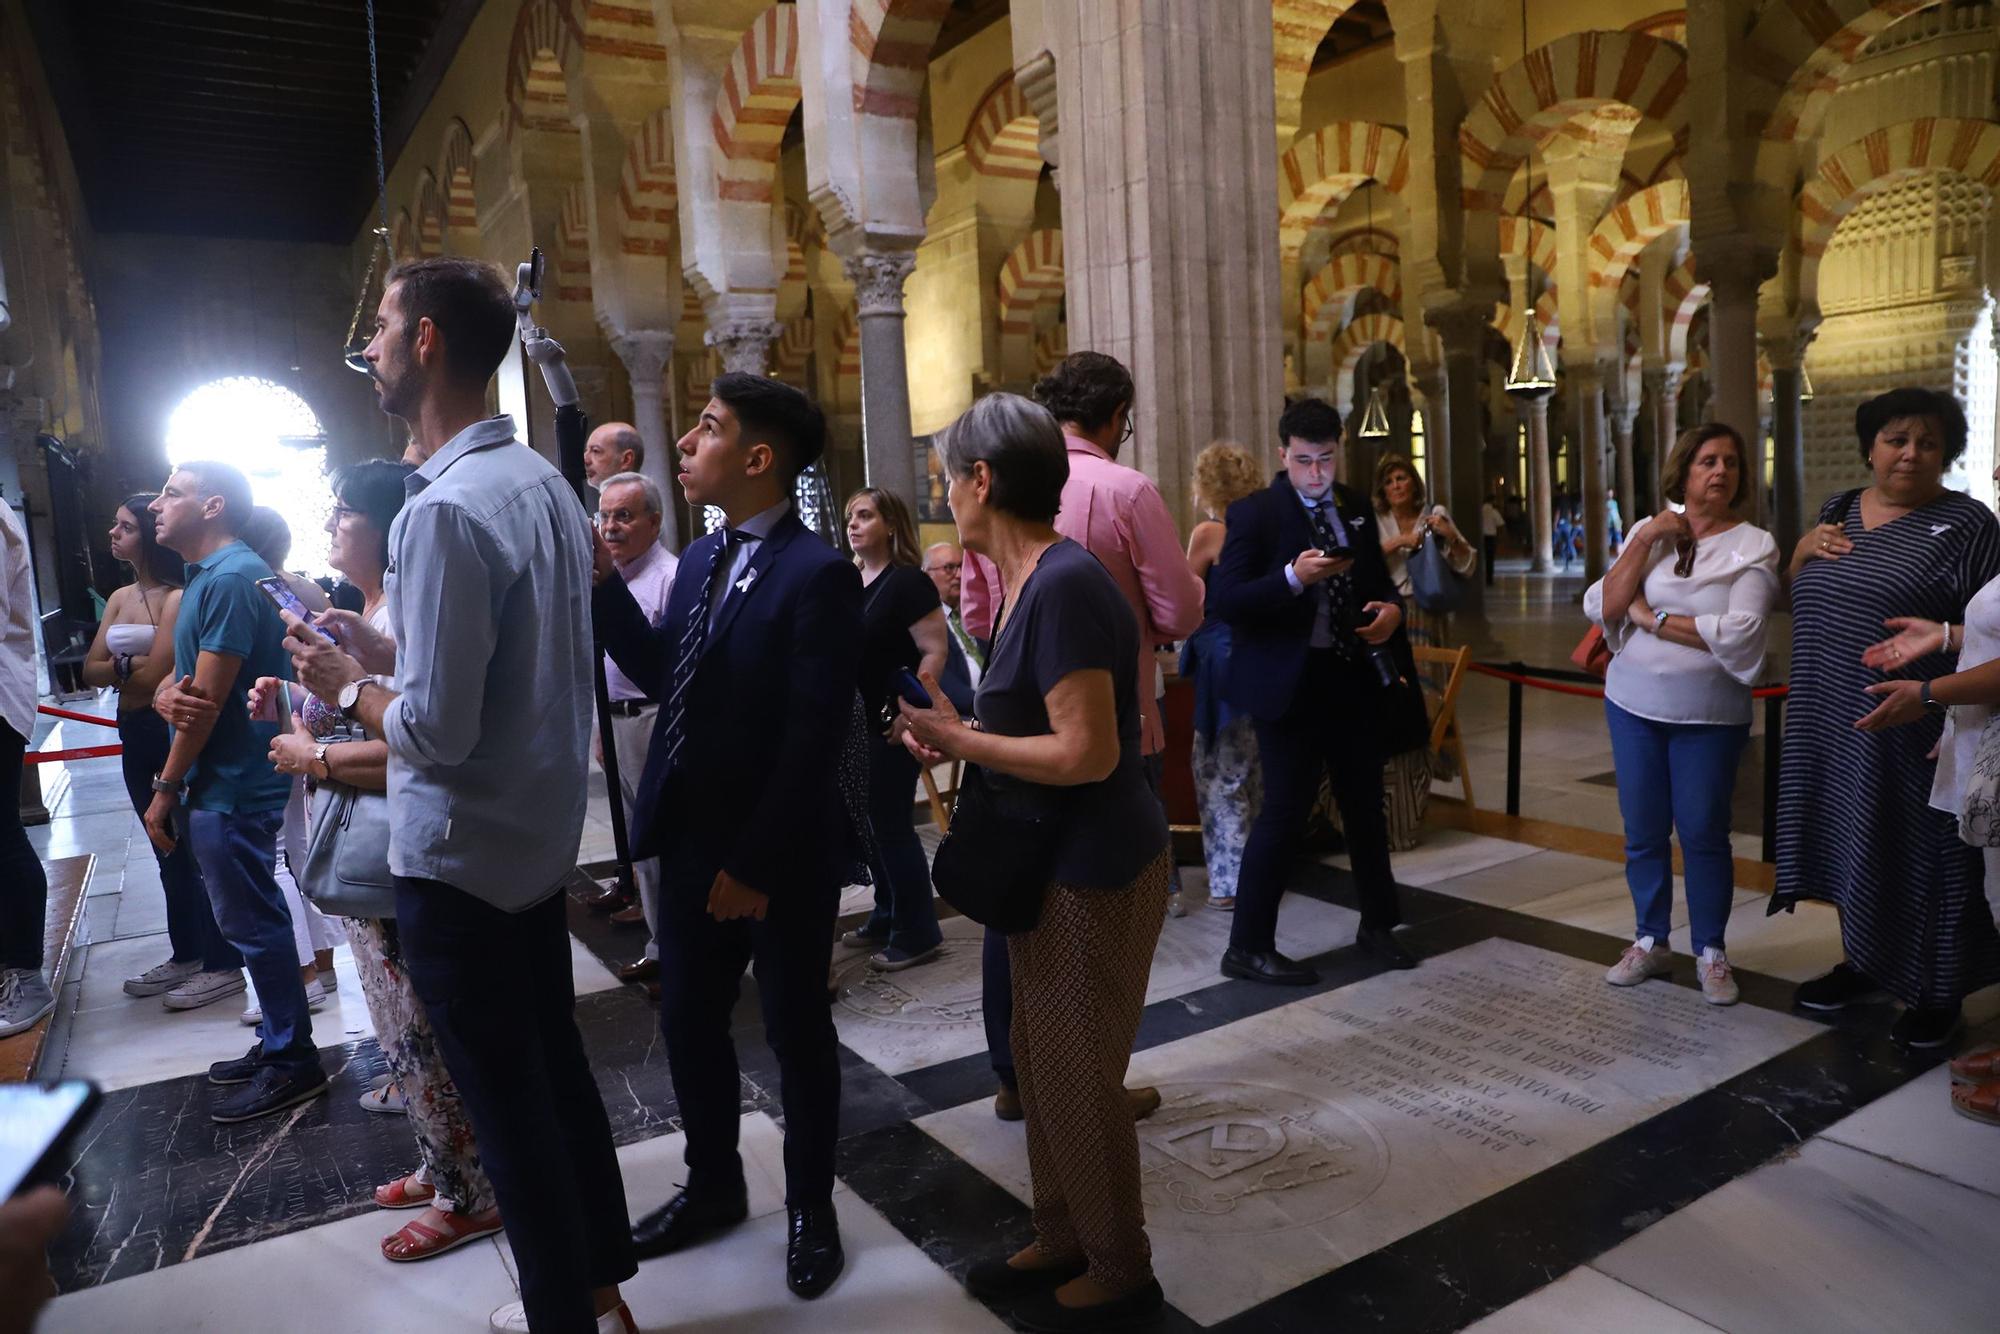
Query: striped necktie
659 528 743 776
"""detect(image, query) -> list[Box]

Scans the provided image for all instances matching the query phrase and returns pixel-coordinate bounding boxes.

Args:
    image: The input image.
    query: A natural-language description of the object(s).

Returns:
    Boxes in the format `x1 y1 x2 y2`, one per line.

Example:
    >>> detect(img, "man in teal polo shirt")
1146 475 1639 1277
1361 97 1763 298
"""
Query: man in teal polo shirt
145 461 325 1122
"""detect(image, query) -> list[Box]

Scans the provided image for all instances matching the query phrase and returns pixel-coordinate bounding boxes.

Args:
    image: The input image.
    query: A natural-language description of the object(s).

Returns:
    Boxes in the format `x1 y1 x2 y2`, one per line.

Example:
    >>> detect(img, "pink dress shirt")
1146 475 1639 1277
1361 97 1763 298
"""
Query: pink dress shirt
962 433 1204 754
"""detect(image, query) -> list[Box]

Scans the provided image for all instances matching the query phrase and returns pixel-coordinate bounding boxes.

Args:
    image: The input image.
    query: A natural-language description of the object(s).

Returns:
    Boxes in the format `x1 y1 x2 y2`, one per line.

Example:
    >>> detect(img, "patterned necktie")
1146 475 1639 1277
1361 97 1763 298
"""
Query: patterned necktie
1302 499 1360 658
948 611 984 668
659 528 743 776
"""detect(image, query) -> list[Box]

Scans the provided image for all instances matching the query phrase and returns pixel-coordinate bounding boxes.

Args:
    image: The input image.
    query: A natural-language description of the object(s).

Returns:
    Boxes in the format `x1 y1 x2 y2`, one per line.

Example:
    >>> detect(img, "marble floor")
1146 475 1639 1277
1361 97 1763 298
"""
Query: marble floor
20 659 2000 1333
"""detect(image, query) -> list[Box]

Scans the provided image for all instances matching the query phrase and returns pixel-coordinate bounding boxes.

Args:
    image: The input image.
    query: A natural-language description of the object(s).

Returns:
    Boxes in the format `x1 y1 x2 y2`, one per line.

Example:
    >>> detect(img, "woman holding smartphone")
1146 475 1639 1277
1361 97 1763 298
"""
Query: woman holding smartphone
83 496 239 1009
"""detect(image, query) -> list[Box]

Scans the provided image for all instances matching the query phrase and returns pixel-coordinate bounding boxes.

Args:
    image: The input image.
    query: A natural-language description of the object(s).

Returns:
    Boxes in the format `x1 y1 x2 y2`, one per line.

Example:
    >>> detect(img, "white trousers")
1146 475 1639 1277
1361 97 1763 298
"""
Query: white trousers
608 706 663 961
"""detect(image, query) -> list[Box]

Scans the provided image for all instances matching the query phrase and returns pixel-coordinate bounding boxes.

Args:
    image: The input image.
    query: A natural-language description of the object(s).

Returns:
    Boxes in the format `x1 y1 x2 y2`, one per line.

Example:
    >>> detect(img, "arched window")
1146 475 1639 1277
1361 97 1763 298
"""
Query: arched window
166 377 331 576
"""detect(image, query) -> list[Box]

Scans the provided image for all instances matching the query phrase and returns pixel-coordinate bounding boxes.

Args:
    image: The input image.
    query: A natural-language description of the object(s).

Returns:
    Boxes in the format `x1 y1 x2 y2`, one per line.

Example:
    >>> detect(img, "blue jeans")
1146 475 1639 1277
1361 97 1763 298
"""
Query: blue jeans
119 711 236 971
1604 700 1747 953
861 739 942 955
189 808 315 1062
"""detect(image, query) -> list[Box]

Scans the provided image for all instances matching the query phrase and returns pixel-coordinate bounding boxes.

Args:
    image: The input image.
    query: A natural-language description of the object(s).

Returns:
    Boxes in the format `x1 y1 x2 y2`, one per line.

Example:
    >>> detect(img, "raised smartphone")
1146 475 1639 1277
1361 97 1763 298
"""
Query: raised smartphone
0 1080 100 1199
254 576 336 645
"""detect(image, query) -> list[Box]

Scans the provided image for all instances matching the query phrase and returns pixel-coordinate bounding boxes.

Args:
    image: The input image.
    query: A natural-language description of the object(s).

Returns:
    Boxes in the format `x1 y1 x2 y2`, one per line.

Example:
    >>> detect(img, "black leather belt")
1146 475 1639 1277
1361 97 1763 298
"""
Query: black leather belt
605 699 656 717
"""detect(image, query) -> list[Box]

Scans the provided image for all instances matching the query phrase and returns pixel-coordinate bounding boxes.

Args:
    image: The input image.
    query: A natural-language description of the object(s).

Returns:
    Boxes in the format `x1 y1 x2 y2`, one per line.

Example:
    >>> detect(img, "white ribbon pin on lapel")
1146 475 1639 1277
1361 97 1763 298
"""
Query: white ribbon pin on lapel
735 567 758 595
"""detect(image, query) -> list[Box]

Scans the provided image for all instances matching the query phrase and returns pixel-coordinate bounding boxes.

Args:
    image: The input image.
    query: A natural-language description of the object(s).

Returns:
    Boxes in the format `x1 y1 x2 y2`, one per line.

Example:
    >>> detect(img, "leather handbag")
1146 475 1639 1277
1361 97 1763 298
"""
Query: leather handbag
1571 624 1613 678
930 764 1062 934
301 781 398 919
1407 526 1466 614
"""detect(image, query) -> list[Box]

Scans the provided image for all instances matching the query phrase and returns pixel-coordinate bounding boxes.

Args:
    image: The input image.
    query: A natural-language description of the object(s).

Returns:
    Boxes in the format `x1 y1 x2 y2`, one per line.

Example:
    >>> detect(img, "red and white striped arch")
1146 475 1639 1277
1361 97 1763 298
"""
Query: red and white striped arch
964 71 1041 184
413 170 444 257
576 0 666 67
832 305 863 414
440 119 477 246
1494 293 1563 358
1274 2 1357 133
391 209 418 262
555 183 593 304
1459 30 1688 214
1278 121 1409 262
1744 0 1937 144
619 106 676 258
713 4 802 207
849 0 951 120
1663 252 1707 365
772 314 814 386
1302 253 1403 343
1329 313 1406 408
505 0 581 137
1587 180 1689 291
998 229 1065 386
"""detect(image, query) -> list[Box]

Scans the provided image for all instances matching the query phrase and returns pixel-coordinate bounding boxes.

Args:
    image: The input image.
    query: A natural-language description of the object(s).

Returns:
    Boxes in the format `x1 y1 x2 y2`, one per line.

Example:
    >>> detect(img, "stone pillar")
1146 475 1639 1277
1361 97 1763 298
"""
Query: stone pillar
1428 303 1494 637
1518 393 1554 572
1762 329 1811 562
608 329 681 552
1610 394 1639 535
1568 361 1611 584
1699 246 1774 523
1044 0 1284 521
1410 363 1448 502
706 319 782 376
843 249 921 506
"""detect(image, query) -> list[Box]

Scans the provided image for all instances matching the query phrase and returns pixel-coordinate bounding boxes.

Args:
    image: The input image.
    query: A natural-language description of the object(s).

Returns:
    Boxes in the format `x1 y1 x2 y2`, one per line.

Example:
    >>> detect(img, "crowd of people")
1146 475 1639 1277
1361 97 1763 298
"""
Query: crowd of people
4 247 2000 1334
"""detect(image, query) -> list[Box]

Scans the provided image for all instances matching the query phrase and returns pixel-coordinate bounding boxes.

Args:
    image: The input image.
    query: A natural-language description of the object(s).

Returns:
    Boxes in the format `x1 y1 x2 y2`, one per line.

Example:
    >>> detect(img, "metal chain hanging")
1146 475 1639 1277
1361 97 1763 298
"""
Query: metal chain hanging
342 0 395 372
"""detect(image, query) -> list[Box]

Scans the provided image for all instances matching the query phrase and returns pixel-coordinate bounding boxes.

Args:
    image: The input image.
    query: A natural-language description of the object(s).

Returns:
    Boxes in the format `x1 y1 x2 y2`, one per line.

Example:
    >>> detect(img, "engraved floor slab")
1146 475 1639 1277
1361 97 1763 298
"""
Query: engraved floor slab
917 938 1819 1325
831 895 1358 1077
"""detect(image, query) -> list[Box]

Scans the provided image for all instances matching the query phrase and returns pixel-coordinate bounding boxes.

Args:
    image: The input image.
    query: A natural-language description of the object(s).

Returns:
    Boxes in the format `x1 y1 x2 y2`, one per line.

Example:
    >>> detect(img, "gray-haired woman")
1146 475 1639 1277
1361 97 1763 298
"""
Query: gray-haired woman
899 392 1169 1333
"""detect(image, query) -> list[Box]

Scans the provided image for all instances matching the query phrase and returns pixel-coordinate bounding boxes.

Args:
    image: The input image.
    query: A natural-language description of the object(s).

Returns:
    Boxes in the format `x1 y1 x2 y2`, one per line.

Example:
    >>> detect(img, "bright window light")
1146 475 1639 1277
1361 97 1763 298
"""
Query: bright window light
165 377 332 577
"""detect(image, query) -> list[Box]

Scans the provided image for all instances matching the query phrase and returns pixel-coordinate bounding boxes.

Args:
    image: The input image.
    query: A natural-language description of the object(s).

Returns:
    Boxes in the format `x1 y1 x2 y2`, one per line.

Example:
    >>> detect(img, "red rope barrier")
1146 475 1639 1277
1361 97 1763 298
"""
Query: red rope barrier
37 704 120 728
1466 662 1789 701
24 744 122 765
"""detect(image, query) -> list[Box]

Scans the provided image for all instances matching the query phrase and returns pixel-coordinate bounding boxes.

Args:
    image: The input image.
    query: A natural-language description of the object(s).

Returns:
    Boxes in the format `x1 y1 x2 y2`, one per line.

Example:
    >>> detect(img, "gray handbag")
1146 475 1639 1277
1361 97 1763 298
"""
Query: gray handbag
301 781 398 919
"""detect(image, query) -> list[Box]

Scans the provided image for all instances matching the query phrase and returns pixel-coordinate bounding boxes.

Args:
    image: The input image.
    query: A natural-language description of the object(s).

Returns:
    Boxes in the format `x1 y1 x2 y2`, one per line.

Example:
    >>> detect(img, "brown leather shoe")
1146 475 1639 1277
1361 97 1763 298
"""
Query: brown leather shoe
1125 1086 1162 1121
609 902 647 927
585 884 629 913
994 1086 1023 1121
618 957 658 983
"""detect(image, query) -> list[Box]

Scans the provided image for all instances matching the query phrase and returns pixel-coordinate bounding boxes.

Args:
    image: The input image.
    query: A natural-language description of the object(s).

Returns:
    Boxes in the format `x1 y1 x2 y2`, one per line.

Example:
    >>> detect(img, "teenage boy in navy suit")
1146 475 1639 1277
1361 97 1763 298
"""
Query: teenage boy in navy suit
592 373 862 1300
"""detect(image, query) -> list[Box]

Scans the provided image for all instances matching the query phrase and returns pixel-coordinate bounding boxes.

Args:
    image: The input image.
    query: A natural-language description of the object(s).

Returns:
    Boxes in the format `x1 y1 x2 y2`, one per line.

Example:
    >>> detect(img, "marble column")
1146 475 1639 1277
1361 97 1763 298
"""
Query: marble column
706 319 783 376
1698 247 1773 524
1762 330 1810 562
844 249 921 506
1411 363 1448 503
1610 395 1639 535
1568 361 1611 584
609 329 681 552
1428 303 1494 637
1043 0 1283 521
1517 393 1554 572
1643 363 1682 507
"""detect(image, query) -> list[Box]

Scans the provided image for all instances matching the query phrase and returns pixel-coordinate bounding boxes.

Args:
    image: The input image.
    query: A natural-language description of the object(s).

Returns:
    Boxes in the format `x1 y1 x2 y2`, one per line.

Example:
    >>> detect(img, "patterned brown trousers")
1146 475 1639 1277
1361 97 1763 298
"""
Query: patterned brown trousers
1008 848 1171 1292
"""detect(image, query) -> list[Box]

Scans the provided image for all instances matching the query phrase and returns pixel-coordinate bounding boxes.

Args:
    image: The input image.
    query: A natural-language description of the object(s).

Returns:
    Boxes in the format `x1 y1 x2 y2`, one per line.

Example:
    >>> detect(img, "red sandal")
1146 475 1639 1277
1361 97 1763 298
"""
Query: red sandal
381 1207 504 1263
374 1171 436 1210
1948 1044 2000 1086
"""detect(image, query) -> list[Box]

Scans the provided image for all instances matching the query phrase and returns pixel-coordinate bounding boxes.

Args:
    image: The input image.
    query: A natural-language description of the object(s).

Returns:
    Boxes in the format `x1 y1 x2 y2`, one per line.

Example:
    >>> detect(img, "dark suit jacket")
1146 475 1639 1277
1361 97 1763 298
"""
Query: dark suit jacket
1207 475 1422 744
594 510 863 896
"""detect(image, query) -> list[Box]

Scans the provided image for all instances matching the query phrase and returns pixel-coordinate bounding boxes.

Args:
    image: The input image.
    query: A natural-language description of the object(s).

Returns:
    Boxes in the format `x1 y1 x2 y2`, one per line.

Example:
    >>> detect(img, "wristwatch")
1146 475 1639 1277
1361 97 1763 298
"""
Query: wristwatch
150 772 187 800
1922 681 1947 711
337 679 365 718
313 742 331 780
1653 608 1670 633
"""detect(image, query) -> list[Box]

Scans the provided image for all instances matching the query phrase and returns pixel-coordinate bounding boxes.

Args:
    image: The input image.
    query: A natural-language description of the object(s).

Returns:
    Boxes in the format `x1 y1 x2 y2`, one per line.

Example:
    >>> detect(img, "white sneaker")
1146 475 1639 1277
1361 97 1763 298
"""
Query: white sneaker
1166 890 1188 919
161 968 247 1011
240 978 328 1026
489 1301 636 1333
1606 937 1672 987
123 958 201 998
0 968 56 1038
1697 948 1740 1006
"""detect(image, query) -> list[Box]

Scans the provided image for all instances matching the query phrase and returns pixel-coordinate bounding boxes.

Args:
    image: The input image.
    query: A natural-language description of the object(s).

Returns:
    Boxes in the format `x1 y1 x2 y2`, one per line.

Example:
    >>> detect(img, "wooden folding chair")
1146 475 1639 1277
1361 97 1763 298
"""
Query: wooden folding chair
1412 643 1474 807
918 758 964 832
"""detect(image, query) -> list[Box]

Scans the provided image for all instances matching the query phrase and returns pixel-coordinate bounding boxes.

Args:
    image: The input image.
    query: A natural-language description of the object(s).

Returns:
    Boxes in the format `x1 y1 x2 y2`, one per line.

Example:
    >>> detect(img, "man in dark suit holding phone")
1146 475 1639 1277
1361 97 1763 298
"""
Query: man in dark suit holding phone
1207 398 1423 986
592 373 862 1300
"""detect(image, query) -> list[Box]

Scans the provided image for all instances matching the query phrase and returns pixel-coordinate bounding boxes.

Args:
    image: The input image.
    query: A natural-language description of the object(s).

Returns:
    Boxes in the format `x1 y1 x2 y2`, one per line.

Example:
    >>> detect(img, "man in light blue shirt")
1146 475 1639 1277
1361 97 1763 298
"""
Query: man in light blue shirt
288 256 636 1334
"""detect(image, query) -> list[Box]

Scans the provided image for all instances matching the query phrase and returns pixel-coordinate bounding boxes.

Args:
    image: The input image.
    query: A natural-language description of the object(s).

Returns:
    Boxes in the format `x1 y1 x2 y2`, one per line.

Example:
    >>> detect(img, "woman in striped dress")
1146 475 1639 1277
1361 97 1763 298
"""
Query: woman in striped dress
1777 387 2000 1050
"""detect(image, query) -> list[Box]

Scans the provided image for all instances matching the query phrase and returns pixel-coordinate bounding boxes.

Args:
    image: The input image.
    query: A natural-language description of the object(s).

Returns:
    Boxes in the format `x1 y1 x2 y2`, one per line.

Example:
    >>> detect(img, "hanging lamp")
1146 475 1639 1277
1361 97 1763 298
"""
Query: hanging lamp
1358 381 1393 438
1504 0 1557 399
343 0 395 374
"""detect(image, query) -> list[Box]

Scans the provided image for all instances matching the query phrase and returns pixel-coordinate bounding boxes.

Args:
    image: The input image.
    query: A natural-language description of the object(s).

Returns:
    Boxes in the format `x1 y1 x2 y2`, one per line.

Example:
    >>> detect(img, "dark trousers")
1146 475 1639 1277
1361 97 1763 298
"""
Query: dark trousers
1482 536 1497 585
861 739 942 955
1231 651 1401 953
984 926 1015 1091
189 808 312 1061
395 877 635 1334
1 722 48 972
658 858 841 1206
117 710 235 971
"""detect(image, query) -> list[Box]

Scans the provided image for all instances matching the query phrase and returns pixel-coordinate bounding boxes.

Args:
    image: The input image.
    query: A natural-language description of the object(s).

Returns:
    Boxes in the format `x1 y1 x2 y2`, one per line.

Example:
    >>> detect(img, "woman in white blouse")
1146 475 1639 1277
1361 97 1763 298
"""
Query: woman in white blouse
1583 424 1780 1006
1375 453 1476 648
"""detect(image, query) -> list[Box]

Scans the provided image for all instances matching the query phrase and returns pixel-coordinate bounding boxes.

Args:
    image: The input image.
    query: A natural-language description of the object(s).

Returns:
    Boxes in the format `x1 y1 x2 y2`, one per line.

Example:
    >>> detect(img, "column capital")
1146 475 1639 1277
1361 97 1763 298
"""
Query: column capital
843 249 919 318
705 320 784 376
1756 324 1815 372
1692 239 1778 300
1424 303 1491 361
608 329 674 384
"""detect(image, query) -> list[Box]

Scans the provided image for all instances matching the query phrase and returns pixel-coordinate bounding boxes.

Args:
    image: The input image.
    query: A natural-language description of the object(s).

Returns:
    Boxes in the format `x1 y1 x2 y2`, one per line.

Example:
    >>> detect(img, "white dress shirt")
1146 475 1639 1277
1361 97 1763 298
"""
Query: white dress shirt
604 539 677 702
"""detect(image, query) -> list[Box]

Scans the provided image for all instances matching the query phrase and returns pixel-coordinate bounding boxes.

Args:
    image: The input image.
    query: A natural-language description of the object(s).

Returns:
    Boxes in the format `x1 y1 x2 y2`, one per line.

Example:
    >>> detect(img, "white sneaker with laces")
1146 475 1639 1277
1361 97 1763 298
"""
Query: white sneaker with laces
124 958 200 998
240 978 328 1026
0 968 56 1038
1697 947 1740 1006
161 968 246 1012
1605 937 1672 987
489 1301 637 1333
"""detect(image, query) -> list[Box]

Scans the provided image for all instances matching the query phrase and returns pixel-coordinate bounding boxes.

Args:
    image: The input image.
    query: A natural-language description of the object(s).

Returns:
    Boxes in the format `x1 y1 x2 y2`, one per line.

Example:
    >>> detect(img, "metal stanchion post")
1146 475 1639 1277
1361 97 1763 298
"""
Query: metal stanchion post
1761 693 1782 865
1506 661 1524 818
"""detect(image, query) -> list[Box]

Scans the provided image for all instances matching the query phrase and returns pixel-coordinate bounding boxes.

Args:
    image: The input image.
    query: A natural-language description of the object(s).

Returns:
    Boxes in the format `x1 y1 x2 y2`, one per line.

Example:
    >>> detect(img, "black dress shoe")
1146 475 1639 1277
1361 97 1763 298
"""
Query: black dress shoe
1013 1278 1165 1332
1356 925 1417 970
630 1185 748 1259
1890 1004 1963 1051
786 1203 844 1299
964 1252 1088 1302
1221 946 1318 986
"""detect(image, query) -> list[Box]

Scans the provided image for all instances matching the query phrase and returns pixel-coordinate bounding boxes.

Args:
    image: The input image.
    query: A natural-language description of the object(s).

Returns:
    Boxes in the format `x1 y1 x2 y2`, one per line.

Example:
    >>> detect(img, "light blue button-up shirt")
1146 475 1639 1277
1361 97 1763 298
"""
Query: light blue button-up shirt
381 416 595 910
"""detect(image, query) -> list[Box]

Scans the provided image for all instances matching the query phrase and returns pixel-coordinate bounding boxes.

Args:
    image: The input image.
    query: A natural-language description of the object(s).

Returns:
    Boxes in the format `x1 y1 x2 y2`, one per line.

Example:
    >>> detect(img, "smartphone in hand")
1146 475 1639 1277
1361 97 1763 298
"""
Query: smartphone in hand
1 1080 100 1199
255 577 336 645
894 668 933 710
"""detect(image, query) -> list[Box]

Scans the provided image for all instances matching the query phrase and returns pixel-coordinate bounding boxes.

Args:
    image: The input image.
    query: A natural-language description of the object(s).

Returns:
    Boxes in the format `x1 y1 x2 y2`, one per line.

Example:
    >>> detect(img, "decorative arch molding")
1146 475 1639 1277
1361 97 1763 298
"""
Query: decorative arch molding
1587 179 1690 290
1275 2 1359 136
505 0 582 136
1329 312 1406 406
1664 252 1707 365
440 118 478 247
998 229 1065 385
1744 0 1943 144
619 106 676 257
391 209 418 262
832 304 863 412
1459 30 1689 213
772 314 814 385
714 4 802 207
1498 215 1557 277
413 170 445 256
1495 293 1563 356
1302 253 1403 342
849 0 953 121
964 71 1041 183
1278 121 1410 260
555 183 593 304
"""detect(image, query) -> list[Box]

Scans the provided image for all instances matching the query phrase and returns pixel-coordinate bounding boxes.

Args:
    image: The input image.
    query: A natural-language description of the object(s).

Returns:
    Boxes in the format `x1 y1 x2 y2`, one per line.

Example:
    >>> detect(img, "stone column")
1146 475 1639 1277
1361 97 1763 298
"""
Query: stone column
1568 360 1611 584
1698 246 1774 523
706 319 783 376
1610 393 1639 534
1428 302 1494 637
1043 0 1283 522
844 249 921 506
1518 392 1555 572
1410 363 1448 502
609 329 681 552
1762 329 1811 561
1643 363 1682 505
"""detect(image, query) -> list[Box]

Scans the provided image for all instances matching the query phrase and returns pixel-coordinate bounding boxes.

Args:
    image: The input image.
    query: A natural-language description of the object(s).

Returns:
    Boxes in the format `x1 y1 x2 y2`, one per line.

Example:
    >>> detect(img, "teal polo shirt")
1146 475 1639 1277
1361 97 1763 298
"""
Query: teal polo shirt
173 539 294 814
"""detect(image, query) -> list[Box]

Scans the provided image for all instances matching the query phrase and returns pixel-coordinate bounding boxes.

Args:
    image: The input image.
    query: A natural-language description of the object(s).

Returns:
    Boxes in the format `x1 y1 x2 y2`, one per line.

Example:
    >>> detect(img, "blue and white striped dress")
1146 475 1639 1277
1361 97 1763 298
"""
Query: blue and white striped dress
1775 487 2000 1007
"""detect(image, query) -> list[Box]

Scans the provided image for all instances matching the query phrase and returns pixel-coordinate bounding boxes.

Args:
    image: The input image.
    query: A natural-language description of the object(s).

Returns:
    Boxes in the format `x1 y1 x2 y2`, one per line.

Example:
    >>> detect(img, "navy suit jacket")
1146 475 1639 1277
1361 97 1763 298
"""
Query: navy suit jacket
1207 475 1421 739
594 510 863 896
937 627 977 716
